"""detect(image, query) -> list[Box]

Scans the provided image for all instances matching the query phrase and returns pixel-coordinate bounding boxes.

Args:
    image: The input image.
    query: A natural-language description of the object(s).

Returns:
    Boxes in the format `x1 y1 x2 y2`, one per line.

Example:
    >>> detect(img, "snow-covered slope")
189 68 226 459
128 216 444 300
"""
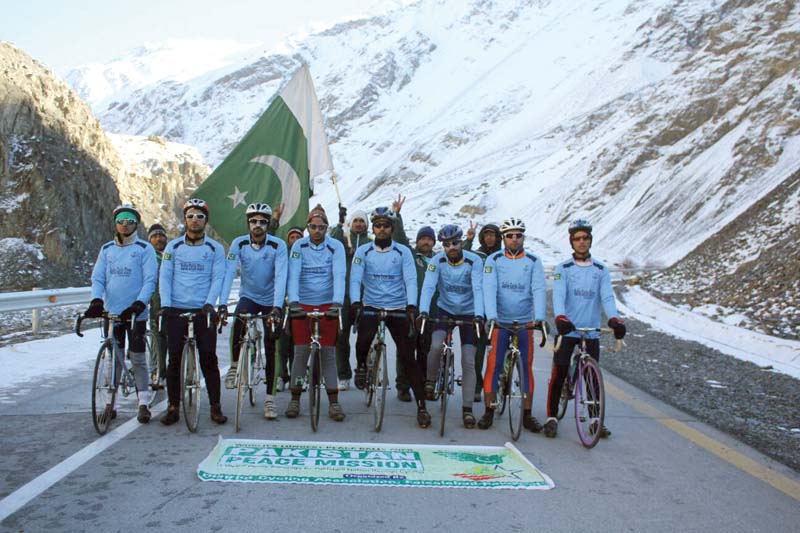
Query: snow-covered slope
67 0 800 269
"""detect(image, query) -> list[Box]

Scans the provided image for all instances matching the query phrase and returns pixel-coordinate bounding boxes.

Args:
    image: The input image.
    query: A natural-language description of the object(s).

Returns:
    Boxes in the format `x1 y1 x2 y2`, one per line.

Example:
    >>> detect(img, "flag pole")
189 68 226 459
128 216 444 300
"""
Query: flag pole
331 170 351 250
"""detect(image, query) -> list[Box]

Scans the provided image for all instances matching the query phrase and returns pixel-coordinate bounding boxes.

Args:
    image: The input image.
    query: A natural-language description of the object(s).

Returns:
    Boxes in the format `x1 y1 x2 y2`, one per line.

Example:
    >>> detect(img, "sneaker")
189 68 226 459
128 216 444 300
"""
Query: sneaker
417 408 431 428
397 388 412 402
543 417 558 438
160 405 179 425
137 405 151 424
263 395 277 420
424 380 436 401
354 367 367 390
462 410 476 429
477 410 494 430
523 415 543 433
329 402 346 421
337 378 350 391
224 364 238 390
285 398 300 418
210 403 228 424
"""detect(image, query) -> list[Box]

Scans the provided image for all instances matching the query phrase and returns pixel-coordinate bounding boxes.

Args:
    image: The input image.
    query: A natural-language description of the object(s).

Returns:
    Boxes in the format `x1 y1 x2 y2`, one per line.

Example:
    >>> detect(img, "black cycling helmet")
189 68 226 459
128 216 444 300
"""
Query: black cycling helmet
437 224 463 242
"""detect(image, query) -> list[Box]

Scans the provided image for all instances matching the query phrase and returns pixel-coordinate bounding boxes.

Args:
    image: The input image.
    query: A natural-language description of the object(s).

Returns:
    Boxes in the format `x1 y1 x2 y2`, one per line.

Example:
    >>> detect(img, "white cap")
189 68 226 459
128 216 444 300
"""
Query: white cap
350 210 368 224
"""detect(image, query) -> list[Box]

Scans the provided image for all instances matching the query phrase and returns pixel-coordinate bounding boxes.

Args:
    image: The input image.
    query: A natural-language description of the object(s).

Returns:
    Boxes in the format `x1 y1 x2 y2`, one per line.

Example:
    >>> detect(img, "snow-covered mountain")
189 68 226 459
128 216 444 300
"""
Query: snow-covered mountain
67 0 799 271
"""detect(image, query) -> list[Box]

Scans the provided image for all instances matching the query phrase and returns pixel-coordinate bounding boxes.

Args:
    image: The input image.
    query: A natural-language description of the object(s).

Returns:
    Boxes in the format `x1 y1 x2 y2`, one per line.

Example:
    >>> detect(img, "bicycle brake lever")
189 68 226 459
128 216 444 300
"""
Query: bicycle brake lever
75 315 84 337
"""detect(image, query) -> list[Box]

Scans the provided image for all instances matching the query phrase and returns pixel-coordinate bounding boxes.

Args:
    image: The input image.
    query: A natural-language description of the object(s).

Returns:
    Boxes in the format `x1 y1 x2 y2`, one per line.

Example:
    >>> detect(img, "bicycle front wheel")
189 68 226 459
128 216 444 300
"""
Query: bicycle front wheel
507 353 525 441
365 346 375 407
309 347 321 432
181 343 200 433
248 344 257 407
91 343 117 435
235 342 250 433
556 379 570 421
373 345 387 432
439 347 452 437
497 355 511 416
575 357 605 449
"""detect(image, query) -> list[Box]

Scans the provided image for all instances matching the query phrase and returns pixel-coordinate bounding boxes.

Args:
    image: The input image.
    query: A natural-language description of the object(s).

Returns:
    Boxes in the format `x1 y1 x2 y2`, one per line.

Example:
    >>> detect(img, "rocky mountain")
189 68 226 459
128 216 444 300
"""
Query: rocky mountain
0 43 210 290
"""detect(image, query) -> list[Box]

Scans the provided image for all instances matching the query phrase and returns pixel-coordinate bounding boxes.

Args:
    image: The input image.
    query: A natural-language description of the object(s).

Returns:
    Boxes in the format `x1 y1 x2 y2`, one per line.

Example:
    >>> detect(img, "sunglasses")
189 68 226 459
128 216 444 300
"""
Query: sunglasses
249 219 269 226
307 223 328 231
503 232 524 239
572 235 591 242
115 219 137 226
186 213 207 220
373 222 391 229
442 240 461 248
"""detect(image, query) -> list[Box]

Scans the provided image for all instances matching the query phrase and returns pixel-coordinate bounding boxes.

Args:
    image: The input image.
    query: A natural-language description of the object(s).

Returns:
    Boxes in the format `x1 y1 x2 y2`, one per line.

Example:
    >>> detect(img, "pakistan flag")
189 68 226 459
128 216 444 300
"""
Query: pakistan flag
195 64 333 243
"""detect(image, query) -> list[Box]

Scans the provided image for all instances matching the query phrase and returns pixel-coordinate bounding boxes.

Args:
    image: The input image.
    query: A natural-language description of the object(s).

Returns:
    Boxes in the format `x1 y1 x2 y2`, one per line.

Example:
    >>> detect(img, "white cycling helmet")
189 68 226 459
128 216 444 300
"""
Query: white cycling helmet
500 217 525 234
246 203 272 220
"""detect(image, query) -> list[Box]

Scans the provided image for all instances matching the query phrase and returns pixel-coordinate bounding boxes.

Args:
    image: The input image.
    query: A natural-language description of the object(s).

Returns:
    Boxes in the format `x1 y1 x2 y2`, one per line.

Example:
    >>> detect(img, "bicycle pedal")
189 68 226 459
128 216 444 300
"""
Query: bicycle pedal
456 377 463 386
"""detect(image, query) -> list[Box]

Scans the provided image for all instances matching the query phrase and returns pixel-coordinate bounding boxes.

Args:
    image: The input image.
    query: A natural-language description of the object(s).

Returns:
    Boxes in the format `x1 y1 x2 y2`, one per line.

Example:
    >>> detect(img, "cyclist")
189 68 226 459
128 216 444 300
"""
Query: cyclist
286 209 347 421
158 198 227 426
219 203 287 420
330 206 371 391
350 206 431 428
478 217 548 432
85 204 158 424
277 225 305 390
544 219 626 438
418 224 484 428
147 223 168 389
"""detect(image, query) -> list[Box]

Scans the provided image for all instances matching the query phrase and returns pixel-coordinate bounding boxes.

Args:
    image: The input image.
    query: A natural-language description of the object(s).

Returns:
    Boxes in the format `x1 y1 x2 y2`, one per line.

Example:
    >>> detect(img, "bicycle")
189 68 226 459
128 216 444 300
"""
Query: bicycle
76 312 148 435
284 307 341 432
358 309 410 432
177 311 208 433
555 328 621 449
229 312 271 432
419 317 481 437
486 321 548 441
145 312 166 400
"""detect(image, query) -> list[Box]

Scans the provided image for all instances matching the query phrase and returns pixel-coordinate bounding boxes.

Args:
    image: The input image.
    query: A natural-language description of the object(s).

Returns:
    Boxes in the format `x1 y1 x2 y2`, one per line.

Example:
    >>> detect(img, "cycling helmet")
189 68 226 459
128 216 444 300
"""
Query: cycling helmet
113 204 141 223
437 224 463 242
500 217 525 234
246 203 272 220
183 198 209 216
370 206 396 226
568 219 592 236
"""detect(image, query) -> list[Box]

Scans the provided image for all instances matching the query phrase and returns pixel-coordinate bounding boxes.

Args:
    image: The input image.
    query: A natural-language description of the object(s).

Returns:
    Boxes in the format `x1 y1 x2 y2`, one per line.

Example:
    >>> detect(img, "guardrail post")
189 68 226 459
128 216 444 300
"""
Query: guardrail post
31 287 41 334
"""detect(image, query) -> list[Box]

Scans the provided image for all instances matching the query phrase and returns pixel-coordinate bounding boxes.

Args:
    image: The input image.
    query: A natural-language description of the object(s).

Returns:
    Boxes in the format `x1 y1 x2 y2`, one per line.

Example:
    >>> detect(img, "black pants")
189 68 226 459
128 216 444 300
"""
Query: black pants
165 311 221 407
335 296 353 380
231 298 277 395
546 337 600 418
396 322 431 391
111 319 146 353
355 310 425 404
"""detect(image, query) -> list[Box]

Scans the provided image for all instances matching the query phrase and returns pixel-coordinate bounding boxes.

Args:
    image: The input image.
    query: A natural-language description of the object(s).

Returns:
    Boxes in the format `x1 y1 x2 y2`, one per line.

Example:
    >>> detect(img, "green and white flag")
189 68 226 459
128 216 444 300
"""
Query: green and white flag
195 64 333 243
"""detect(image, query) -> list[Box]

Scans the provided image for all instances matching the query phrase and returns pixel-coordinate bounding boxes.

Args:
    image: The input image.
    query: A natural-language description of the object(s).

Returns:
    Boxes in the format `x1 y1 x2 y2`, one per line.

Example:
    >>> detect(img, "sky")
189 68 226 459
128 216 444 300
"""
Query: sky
0 0 412 76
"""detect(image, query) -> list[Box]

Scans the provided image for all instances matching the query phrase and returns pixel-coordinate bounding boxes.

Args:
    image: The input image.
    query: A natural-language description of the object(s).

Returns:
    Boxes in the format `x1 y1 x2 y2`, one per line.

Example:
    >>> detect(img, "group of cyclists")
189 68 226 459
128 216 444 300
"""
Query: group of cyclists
87 194 626 438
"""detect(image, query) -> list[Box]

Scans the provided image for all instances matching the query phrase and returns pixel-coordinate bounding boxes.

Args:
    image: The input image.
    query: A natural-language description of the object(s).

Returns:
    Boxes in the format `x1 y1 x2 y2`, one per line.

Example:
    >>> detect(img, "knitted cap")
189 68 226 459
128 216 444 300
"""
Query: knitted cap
416 226 435 242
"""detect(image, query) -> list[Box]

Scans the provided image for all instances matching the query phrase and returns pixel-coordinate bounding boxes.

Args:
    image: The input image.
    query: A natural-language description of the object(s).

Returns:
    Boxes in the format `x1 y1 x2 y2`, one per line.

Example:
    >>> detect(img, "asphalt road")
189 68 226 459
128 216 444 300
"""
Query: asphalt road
1 328 799 532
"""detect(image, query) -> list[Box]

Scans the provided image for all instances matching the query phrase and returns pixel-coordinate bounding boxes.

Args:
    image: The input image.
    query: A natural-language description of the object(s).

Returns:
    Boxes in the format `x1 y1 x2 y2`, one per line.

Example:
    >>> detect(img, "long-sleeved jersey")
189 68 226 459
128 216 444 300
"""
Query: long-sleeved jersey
159 235 226 309
91 237 158 319
483 249 546 323
420 251 483 316
287 236 346 305
219 234 287 307
350 241 417 309
552 257 619 339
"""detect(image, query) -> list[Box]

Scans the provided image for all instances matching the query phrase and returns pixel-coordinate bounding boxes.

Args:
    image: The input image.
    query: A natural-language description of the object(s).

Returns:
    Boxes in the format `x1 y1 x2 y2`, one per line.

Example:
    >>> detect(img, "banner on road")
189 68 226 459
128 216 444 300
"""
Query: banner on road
197 438 554 490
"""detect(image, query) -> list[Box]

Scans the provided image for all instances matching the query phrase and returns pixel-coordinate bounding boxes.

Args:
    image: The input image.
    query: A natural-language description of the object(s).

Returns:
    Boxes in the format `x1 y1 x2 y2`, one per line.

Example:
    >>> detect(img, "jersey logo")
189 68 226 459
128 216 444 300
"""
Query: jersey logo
227 253 236 260
164 253 172 261
553 273 561 280
427 264 436 272
484 266 492 273
354 257 363 264
291 251 301 259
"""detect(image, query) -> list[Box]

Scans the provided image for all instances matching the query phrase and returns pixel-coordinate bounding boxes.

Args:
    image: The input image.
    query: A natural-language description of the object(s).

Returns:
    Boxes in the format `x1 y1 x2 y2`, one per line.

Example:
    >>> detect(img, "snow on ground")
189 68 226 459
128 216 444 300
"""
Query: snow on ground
619 286 800 379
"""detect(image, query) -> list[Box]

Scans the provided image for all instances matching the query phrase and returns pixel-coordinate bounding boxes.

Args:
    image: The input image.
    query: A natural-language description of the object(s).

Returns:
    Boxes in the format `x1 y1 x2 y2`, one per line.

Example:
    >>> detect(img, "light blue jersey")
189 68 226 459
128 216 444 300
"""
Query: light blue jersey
220 234 288 308
159 235 226 310
91 238 158 320
350 241 417 309
483 249 546 323
552 257 619 339
287 236 346 305
420 251 483 316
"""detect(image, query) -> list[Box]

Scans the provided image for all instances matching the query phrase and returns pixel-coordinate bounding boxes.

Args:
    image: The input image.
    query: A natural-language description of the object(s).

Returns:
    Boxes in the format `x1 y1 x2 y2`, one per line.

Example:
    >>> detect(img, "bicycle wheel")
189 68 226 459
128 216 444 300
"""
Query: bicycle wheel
309 347 321 432
575 356 605 449
439 347 452 437
556 379 570 420
496 354 510 416
235 342 250 432
507 353 525 441
248 344 257 407
181 343 200 433
91 343 117 435
373 344 387 432
365 346 375 407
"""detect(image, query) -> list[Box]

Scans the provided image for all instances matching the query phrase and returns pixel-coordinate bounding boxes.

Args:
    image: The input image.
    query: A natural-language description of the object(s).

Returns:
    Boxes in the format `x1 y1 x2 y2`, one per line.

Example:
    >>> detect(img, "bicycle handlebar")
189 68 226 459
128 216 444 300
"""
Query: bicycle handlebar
356 309 414 338
74 312 131 338
418 317 481 339
553 327 623 352
486 321 549 347
284 307 343 334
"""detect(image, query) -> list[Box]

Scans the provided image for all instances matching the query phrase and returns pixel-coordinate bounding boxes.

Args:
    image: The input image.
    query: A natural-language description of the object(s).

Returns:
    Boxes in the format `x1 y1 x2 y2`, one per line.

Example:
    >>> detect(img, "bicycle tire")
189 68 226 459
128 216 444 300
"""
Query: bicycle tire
496 354 511 416
91 343 117 435
309 347 321 432
373 344 387 432
181 343 200 433
248 344 257 407
439 347 452 437
507 352 525 441
575 356 605 449
235 342 250 432
556 379 570 420
365 346 375 407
